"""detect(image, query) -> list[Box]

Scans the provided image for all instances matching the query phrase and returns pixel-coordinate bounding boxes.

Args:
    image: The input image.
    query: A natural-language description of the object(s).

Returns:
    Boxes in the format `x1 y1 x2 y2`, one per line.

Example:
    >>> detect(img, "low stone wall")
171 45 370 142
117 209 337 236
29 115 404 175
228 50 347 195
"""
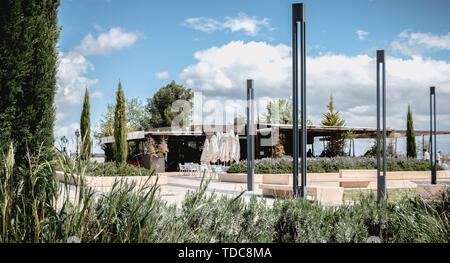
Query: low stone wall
218 173 263 184
223 170 450 189
56 171 168 188
340 170 450 180
259 184 344 204
263 173 340 185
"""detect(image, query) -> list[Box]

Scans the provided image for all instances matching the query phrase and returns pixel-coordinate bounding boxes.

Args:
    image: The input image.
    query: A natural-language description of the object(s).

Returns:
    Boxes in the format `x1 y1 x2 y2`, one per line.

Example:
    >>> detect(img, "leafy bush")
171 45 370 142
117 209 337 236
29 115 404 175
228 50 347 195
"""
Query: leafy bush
56 158 152 177
1 146 448 243
227 156 442 174
86 161 152 177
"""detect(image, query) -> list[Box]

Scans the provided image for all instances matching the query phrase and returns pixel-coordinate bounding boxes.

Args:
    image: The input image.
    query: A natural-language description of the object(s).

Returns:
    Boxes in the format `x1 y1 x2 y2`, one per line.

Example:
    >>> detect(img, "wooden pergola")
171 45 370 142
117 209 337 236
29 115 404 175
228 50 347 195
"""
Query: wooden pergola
100 125 450 171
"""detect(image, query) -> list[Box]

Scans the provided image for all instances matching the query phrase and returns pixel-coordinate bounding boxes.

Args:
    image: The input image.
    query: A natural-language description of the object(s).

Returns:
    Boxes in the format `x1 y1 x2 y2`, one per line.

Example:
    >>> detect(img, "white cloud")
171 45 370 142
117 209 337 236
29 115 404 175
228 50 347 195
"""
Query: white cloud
155 71 170 79
356 30 369 40
184 17 222 33
56 51 99 107
223 13 274 36
348 105 370 114
91 91 103 99
180 41 291 99
391 30 450 56
179 41 450 130
54 122 79 142
93 24 105 31
56 111 69 123
74 27 141 56
184 13 274 36
55 51 101 124
55 27 141 125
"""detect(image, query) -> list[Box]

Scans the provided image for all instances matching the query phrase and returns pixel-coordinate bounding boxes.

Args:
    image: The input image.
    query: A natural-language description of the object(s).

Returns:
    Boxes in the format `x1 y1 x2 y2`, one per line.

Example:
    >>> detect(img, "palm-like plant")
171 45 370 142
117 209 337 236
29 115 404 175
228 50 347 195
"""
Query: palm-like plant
321 94 346 156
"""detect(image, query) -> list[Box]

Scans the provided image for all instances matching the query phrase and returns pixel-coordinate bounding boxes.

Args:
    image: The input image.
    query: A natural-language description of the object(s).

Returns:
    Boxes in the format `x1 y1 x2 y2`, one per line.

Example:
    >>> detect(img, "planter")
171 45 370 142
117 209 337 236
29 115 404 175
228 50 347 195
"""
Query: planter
258 170 450 189
143 154 165 173
262 173 340 185
259 184 344 204
219 173 263 184
56 171 167 188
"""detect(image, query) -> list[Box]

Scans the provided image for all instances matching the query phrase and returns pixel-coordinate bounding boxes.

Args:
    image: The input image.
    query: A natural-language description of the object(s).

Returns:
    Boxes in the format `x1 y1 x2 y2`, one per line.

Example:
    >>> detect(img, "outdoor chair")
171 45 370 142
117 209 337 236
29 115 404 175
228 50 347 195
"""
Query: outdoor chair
184 163 196 176
178 163 187 175
199 164 210 178
210 165 224 179
191 163 200 177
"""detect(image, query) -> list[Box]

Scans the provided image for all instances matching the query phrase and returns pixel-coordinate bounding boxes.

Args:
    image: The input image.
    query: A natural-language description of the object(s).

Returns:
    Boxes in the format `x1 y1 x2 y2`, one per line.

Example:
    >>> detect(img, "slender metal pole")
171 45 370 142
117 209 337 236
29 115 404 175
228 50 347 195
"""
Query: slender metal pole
300 18 307 198
382 51 387 196
292 5 299 197
247 79 255 190
376 50 386 201
430 87 437 184
292 3 305 198
430 87 433 183
376 52 381 196
433 89 438 184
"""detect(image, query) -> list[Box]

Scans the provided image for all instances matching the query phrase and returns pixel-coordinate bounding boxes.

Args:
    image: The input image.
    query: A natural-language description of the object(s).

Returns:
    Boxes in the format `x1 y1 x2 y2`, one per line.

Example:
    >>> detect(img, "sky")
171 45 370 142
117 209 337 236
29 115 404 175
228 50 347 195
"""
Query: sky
55 0 450 153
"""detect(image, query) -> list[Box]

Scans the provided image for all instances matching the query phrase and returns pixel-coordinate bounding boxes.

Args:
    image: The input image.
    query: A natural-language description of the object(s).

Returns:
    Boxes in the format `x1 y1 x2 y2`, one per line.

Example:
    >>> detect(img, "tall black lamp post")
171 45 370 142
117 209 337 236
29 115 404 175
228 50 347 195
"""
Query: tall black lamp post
75 129 80 158
430 87 437 184
61 136 68 157
376 50 387 201
292 3 307 198
247 79 255 191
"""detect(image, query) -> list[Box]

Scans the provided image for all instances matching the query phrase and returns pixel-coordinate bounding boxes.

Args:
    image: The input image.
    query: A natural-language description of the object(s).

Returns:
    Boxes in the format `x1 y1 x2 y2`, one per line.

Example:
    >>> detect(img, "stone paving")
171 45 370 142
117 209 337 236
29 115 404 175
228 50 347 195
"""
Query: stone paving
158 174 275 208
57 172 429 211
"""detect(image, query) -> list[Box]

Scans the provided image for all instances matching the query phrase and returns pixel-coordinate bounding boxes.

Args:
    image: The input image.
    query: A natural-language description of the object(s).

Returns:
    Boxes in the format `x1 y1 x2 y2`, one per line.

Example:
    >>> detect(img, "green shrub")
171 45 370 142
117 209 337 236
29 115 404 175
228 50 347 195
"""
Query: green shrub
227 157 443 174
1 146 448 243
86 162 152 177
56 158 152 177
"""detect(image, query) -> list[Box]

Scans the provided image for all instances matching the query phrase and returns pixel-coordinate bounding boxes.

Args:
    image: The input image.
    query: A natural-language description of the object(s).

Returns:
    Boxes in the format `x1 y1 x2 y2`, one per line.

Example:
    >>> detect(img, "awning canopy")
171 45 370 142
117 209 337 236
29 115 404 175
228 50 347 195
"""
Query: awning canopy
100 124 450 144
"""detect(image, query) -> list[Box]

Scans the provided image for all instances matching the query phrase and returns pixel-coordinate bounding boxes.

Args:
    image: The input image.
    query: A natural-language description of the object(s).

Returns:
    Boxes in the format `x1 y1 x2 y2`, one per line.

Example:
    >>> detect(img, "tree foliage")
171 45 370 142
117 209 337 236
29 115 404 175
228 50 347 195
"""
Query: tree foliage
321 94 346 156
406 105 417 158
146 80 193 128
0 0 60 166
95 97 149 161
127 97 151 131
80 88 91 160
0 0 60 240
264 98 292 124
114 81 127 163
262 98 312 125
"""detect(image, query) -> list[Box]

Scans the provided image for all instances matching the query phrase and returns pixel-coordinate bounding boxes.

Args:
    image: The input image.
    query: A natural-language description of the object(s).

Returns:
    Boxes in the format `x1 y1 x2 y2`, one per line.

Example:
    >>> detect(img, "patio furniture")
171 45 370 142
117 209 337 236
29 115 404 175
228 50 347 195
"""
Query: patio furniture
210 165 225 179
178 163 186 175
190 163 200 177
183 163 196 176
199 164 210 177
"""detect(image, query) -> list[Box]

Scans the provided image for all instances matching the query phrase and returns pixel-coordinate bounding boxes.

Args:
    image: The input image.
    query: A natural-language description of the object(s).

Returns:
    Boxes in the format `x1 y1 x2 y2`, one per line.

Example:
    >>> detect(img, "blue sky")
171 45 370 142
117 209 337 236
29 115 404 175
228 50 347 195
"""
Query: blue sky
55 0 450 153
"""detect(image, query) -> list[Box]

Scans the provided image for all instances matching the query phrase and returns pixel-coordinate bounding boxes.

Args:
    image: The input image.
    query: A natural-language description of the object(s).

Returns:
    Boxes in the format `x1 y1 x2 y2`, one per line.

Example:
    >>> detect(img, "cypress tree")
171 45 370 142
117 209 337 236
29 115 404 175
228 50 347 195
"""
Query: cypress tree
114 81 127 163
80 88 91 160
406 105 417 158
0 0 60 165
0 0 60 241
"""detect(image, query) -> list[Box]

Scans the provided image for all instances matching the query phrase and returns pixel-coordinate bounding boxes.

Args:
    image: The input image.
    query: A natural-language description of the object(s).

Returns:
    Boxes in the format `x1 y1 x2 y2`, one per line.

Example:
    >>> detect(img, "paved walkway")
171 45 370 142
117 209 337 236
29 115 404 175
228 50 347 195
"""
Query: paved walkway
57 172 435 210
158 174 275 208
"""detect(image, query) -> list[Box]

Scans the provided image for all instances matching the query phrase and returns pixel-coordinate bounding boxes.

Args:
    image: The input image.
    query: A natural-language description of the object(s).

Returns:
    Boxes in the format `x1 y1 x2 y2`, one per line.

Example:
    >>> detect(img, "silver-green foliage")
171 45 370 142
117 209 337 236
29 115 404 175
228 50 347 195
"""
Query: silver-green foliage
0 146 448 243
